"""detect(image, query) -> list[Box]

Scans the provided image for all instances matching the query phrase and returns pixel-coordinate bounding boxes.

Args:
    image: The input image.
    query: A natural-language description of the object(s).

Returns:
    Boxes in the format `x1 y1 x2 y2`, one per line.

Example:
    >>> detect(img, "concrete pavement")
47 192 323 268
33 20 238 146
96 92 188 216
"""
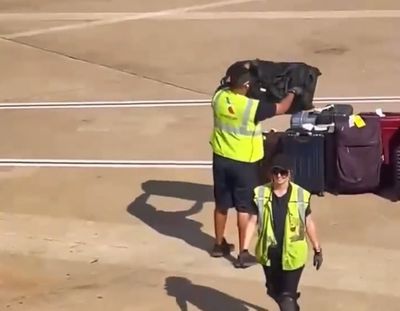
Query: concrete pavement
1 0 400 310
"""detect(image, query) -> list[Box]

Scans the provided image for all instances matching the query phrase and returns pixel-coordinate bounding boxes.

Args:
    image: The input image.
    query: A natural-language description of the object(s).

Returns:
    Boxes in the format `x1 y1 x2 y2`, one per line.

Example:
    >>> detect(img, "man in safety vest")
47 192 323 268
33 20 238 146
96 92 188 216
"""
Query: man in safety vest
209 62 303 268
254 154 323 310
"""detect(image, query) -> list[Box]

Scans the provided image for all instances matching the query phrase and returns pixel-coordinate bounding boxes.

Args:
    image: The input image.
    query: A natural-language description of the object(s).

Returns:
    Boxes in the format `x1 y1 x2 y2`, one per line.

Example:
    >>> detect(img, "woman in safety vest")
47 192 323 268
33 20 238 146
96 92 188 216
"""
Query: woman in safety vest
253 153 323 311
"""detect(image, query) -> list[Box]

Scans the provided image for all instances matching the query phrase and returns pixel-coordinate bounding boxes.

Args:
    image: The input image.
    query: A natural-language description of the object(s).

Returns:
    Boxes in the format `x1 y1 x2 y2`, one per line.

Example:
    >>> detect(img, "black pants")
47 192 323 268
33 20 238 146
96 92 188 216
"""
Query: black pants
262 262 304 301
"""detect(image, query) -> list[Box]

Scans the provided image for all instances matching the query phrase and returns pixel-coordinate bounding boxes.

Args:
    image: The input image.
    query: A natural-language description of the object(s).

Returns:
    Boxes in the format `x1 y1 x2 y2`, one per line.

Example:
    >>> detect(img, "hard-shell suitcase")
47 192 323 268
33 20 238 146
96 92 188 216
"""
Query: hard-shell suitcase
328 114 383 194
280 130 325 196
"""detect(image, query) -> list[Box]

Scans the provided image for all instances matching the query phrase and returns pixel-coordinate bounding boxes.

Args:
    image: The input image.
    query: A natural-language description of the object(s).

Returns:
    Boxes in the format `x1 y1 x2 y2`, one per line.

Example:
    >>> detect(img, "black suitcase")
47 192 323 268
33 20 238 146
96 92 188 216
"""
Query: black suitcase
280 130 325 196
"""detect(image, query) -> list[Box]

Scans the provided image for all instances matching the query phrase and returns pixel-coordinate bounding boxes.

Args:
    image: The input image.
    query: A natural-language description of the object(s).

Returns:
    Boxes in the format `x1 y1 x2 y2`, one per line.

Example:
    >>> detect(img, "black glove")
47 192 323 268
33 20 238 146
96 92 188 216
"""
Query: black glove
313 248 323 270
288 86 303 96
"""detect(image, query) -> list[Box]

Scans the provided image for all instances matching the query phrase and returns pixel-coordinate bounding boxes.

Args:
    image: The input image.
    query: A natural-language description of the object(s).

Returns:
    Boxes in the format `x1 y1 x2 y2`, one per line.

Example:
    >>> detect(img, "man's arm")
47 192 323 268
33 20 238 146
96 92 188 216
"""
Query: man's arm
275 85 304 115
253 87 303 122
254 99 277 123
275 92 295 115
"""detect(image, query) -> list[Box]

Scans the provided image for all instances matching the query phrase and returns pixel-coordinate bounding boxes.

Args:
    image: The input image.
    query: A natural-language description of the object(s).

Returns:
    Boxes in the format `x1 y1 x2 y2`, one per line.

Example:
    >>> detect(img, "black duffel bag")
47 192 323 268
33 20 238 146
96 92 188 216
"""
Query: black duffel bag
220 59 322 114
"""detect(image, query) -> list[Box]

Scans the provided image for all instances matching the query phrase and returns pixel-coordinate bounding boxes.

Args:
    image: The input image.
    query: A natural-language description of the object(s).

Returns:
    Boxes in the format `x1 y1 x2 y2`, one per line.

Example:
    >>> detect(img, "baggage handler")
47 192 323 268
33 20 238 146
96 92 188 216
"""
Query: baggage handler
209 62 303 268
254 154 323 310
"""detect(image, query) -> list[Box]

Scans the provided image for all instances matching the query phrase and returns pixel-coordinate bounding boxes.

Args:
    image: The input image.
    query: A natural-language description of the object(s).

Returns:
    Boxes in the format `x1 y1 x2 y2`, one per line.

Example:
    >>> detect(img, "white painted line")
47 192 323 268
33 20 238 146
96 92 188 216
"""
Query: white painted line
0 159 212 169
0 159 211 164
2 0 259 39
0 99 210 105
0 12 137 21
159 10 400 20
0 103 211 109
0 96 399 110
313 96 400 100
2 9 400 22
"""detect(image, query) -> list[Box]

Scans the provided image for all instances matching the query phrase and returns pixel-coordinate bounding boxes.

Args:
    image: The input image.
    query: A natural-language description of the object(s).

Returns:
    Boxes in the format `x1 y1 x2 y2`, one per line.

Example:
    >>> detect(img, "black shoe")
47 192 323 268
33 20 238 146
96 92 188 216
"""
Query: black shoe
211 238 234 257
234 250 257 268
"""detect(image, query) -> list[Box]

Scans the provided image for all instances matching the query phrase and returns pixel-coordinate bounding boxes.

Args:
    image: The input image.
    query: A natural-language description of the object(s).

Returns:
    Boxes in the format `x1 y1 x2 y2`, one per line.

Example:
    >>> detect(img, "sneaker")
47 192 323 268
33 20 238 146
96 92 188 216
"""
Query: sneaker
210 238 234 257
234 250 257 268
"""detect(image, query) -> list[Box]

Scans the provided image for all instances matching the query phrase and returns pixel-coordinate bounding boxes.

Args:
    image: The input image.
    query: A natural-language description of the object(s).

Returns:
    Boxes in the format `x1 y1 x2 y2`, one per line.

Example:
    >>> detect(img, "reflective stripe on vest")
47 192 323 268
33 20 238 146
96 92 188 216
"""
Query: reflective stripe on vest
254 183 310 270
256 186 267 235
289 187 306 242
212 90 262 136
210 88 263 162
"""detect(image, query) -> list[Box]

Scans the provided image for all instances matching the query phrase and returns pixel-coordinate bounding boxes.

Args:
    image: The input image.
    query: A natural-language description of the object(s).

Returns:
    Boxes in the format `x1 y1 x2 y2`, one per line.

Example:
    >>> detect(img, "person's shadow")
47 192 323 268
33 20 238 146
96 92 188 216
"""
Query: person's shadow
165 276 268 311
126 180 236 263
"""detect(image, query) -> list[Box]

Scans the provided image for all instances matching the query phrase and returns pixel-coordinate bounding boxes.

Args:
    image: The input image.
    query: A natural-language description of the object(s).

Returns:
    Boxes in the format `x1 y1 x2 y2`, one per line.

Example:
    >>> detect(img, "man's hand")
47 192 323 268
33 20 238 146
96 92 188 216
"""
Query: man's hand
288 86 303 96
313 248 323 270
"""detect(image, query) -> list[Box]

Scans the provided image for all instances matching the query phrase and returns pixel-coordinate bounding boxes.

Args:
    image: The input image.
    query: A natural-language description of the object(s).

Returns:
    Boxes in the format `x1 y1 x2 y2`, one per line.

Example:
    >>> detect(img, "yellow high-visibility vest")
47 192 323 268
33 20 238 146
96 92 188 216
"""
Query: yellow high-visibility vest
254 182 310 270
209 88 263 163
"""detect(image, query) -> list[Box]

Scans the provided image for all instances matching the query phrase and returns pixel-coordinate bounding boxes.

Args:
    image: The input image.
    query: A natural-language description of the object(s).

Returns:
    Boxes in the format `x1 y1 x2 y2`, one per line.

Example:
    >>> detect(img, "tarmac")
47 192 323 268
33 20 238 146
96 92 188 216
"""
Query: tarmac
1 0 400 310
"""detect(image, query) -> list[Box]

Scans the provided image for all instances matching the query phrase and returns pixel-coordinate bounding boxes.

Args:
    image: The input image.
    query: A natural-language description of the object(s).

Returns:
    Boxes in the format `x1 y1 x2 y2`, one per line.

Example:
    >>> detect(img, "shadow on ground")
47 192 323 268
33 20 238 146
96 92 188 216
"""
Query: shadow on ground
164 276 268 311
126 180 236 263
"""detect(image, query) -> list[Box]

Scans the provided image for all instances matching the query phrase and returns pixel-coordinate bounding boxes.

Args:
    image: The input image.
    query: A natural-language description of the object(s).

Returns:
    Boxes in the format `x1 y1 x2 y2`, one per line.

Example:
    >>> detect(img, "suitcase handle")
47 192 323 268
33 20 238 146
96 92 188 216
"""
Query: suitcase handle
286 129 312 136
294 135 313 143
286 131 313 144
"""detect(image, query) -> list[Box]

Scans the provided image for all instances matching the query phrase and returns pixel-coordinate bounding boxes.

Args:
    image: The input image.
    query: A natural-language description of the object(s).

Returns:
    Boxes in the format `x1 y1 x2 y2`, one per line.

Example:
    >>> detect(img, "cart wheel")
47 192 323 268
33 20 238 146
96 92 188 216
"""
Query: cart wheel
317 192 324 197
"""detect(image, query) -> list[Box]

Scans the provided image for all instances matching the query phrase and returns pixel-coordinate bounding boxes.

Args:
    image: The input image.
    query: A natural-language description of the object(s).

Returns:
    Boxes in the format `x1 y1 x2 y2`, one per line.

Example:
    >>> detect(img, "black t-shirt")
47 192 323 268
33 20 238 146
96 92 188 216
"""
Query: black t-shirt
270 185 311 257
254 99 277 123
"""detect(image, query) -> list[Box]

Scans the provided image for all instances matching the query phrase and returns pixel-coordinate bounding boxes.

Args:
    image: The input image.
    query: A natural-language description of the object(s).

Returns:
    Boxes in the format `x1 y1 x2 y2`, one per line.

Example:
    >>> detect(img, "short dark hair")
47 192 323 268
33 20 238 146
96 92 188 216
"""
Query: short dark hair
225 62 251 88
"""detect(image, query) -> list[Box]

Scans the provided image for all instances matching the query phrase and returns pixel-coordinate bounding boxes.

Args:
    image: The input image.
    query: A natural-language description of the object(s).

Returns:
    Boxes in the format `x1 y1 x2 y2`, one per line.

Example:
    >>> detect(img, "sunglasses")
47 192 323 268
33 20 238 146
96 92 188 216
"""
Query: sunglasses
271 168 289 177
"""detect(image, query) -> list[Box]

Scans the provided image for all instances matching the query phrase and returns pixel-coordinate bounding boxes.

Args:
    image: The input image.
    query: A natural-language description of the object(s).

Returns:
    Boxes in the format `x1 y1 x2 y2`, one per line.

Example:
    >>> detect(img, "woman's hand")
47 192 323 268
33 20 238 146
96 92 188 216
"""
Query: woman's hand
313 248 323 270
306 214 323 270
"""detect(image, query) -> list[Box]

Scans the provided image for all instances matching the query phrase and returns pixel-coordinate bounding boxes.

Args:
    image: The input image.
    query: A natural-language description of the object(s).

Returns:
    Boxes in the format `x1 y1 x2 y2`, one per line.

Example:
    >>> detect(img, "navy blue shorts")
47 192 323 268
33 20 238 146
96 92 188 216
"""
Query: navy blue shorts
212 153 260 215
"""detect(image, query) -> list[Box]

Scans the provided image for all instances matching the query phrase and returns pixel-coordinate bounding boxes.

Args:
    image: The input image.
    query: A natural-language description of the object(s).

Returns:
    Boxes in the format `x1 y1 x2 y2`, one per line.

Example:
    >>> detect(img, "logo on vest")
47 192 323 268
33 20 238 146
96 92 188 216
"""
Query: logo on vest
226 98 235 115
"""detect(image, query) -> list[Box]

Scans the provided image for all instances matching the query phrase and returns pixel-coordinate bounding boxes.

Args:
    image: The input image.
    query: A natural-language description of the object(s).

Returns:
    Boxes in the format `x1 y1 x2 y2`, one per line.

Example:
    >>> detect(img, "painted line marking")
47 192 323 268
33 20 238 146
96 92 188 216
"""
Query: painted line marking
159 10 400 20
0 12 138 21
0 159 212 169
2 0 260 39
0 96 399 110
1 9 400 22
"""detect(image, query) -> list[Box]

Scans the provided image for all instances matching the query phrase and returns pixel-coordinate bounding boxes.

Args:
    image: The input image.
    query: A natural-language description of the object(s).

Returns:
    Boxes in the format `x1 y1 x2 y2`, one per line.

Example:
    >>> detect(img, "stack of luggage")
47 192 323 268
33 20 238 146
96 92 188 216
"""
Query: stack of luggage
222 58 400 201
261 106 400 201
